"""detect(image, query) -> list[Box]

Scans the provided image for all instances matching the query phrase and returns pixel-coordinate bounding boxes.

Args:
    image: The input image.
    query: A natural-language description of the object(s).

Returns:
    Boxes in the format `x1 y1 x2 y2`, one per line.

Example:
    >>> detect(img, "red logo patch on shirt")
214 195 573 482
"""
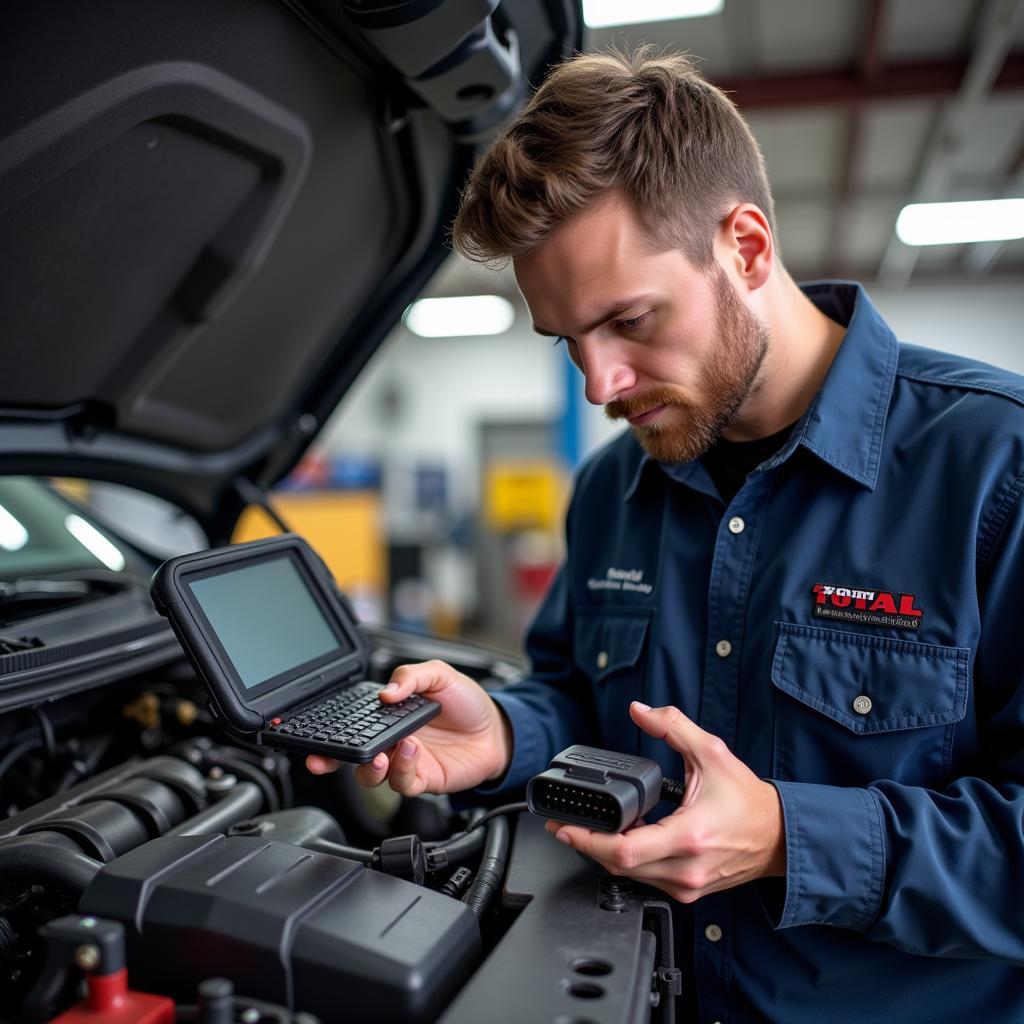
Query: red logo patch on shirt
812 583 924 631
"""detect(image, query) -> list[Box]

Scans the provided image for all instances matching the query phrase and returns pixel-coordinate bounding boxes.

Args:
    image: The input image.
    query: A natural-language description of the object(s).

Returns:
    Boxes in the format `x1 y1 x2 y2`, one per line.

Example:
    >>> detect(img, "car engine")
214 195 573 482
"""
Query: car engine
0 635 679 1024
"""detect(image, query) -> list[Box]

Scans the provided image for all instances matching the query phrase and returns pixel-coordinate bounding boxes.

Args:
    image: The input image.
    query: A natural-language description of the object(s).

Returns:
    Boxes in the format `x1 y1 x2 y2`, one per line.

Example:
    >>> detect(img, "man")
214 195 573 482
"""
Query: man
310 49 1024 1021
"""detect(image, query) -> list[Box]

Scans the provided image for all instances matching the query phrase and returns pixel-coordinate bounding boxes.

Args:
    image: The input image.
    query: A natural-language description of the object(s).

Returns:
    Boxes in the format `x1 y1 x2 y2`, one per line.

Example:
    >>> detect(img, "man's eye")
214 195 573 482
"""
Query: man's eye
619 314 648 331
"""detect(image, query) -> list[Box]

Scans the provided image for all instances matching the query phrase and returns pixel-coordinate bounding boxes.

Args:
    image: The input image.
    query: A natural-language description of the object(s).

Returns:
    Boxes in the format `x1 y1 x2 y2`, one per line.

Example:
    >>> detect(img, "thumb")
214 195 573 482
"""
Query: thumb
629 701 710 756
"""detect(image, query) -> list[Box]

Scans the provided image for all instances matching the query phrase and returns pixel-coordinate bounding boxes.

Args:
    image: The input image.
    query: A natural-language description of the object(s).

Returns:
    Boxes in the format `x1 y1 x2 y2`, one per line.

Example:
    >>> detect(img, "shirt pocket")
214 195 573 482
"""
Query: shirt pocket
574 607 652 683
574 607 653 749
770 622 970 788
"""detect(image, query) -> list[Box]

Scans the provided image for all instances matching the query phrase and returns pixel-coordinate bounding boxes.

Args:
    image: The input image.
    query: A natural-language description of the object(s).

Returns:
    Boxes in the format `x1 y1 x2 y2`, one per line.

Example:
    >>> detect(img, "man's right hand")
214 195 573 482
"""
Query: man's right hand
305 659 513 796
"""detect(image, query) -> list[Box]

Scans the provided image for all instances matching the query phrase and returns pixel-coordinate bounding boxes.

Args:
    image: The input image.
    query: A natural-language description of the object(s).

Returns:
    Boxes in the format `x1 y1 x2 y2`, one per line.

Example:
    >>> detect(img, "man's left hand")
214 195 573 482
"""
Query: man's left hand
545 702 786 903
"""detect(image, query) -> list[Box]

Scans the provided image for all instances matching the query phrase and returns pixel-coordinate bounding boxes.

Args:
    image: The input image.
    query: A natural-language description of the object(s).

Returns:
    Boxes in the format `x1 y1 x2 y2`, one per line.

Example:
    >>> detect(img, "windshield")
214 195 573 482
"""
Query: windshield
0 477 139 583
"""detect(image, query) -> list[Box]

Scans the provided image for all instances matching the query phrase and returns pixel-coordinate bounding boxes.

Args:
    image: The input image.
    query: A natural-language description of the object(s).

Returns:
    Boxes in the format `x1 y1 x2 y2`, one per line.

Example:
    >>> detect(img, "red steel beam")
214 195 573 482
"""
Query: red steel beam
717 52 1024 109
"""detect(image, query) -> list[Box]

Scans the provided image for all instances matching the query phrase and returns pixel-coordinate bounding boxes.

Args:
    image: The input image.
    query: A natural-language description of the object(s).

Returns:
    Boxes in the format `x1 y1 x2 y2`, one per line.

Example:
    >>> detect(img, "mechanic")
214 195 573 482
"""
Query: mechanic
309 49 1024 1021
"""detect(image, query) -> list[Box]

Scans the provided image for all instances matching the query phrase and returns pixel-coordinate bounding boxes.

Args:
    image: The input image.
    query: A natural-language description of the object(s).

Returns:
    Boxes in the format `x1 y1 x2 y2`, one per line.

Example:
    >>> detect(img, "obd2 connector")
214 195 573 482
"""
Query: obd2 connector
527 745 685 833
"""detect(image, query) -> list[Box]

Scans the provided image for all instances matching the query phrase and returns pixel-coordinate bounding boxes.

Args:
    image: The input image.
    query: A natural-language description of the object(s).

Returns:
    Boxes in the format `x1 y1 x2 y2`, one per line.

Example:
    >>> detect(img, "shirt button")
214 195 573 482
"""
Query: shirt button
853 695 872 715
704 923 723 942
715 640 732 658
727 516 745 534
596 651 609 670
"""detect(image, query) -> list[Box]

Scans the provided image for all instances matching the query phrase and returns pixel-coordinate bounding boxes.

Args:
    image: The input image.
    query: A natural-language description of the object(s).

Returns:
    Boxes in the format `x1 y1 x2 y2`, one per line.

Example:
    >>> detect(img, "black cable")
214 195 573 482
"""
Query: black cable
424 801 526 870
424 829 484 872
461 816 510 919
468 800 528 829
309 801 530 874
661 778 685 803
0 737 43 783
56 733 113 792
428 801 527 851
32 706 56 757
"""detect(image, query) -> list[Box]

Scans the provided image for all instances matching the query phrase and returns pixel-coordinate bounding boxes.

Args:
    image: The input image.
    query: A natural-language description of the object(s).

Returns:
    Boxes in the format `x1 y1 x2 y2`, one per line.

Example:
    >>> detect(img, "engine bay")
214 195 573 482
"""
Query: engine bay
0 638 679 1024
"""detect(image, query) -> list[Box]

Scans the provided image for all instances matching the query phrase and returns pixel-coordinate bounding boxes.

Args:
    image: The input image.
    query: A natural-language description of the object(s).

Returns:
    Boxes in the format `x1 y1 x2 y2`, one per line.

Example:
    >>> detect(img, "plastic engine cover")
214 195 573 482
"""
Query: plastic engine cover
78 833 480 1023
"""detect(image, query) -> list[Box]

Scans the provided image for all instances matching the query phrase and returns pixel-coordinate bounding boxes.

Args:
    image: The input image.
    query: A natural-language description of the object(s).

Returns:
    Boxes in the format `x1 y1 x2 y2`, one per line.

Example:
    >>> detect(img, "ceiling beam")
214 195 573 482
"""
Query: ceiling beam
772 173 1024 205
876 0 1024 286
717 52 1024 111
830 0 889 276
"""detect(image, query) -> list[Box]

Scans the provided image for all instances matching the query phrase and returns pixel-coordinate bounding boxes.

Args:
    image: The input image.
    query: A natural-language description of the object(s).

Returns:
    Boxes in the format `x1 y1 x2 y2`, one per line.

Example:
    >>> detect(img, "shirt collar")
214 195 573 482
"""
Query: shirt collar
623 280 899 501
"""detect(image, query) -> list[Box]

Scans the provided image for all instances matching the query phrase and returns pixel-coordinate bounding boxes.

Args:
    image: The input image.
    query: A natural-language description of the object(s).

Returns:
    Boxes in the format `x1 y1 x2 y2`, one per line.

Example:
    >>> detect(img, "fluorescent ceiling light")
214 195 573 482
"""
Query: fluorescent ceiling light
0 503 28 552
583 0 723 29
404 295 515 338
64 514 125 572
895 199 1024 246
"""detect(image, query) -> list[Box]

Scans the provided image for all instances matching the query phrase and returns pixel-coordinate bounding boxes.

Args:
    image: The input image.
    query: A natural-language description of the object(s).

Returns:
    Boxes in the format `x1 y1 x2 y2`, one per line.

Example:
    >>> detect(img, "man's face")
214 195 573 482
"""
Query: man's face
514 193 770 463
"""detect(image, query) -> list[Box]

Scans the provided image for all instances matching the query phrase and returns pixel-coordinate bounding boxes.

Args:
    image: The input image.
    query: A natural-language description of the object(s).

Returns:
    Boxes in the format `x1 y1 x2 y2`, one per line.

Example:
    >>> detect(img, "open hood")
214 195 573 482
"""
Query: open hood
0 0 581 540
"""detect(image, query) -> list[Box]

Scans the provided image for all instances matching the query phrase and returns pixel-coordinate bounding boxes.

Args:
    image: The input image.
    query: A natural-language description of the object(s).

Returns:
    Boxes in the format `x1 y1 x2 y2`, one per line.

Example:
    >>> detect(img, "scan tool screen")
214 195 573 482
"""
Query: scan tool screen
187 555 349 688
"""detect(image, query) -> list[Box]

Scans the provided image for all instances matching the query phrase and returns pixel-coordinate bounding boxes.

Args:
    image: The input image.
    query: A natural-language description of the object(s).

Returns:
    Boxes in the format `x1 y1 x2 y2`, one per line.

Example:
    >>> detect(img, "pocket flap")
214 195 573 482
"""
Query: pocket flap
771 622 969 734
574 610 651 682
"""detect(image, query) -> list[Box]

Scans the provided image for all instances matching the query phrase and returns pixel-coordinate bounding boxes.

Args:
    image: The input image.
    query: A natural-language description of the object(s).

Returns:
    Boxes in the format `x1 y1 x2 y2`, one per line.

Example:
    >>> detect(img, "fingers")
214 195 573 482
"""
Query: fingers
629 701 720 758
350 741 426 795
549 817 683 872
381 738 425 796
353 751 390 788
379 659 459 704
313 743 424 795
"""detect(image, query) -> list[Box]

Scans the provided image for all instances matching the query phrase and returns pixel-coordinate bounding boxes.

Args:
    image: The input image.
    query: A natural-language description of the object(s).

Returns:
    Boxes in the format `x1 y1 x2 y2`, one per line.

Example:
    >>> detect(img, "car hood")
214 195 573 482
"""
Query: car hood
0 0 580 540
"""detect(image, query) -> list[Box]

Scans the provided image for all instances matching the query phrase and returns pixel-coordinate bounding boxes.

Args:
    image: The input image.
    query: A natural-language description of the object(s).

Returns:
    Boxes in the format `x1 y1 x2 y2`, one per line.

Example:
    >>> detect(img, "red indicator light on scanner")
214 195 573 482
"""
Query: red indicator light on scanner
270 717 282 726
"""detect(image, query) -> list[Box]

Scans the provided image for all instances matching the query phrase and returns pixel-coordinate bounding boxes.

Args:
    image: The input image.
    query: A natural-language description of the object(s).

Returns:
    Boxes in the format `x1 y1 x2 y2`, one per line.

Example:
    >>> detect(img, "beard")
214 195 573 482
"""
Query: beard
605 268 770 464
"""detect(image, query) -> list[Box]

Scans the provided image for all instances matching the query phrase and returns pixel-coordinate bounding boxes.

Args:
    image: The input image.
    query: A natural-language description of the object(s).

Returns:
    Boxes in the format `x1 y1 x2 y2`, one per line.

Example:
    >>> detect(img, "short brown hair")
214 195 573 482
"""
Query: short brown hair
451 47 776 268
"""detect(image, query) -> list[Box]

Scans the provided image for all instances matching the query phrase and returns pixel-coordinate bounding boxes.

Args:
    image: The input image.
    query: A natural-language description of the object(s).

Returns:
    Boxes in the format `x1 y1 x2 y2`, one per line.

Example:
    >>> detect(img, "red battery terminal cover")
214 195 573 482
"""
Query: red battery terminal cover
48 966 175 1024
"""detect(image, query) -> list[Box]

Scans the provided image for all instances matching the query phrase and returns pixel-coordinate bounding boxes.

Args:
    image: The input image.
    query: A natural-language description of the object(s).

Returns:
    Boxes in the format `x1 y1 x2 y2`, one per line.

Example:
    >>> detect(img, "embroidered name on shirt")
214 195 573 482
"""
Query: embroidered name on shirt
587 567 653 595
812 583 924 631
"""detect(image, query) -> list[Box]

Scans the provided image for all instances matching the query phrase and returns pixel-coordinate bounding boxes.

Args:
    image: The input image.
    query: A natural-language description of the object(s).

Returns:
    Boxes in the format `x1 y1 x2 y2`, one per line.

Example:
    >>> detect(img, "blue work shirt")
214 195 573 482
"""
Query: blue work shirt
484 282 1024 1022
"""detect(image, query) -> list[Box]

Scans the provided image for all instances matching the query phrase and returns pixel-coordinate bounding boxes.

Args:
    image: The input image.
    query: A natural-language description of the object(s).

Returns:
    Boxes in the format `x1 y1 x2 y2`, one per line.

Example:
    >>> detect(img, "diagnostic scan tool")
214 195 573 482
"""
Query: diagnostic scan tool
151 534 440 762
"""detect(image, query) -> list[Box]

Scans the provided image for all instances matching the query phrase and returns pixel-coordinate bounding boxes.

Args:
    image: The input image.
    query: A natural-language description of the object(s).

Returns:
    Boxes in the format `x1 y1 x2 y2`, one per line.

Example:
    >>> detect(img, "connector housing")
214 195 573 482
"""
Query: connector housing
526 746 664 832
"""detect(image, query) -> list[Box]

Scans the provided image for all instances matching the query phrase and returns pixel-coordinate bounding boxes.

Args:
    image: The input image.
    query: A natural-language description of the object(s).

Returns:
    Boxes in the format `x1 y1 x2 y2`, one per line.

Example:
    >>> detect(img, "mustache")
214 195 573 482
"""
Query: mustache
605 387 688 421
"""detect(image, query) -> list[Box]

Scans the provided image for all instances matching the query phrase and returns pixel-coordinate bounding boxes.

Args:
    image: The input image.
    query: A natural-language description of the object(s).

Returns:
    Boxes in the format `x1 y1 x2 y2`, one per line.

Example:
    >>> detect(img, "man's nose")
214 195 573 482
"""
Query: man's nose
576 338 636 406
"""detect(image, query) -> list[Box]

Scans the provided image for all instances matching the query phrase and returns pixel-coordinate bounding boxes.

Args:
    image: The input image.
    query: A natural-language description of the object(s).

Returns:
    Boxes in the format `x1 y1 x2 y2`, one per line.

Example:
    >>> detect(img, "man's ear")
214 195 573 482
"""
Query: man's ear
716 204 773 291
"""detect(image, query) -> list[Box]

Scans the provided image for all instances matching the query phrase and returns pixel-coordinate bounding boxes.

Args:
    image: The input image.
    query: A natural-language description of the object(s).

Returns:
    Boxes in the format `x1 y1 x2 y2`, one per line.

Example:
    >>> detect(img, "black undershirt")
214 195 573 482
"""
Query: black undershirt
701 421 798 505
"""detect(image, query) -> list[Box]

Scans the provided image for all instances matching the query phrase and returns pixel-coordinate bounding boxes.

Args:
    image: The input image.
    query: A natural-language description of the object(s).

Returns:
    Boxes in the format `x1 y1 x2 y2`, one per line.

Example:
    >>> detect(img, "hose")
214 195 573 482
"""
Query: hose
31 706 56 757
306 837 376 865
0 834 102 895
170 782 264 837
205 751 280 812
461 815 509 920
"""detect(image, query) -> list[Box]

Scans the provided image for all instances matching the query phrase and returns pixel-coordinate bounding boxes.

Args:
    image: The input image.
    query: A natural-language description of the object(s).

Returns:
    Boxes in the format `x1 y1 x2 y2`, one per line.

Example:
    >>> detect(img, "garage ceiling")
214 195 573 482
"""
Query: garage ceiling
432 0 1024 298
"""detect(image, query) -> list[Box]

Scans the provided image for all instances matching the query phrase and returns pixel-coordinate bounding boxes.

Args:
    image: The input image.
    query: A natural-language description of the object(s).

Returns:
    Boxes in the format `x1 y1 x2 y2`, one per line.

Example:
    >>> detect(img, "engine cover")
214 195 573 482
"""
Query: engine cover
78 833 480 1023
